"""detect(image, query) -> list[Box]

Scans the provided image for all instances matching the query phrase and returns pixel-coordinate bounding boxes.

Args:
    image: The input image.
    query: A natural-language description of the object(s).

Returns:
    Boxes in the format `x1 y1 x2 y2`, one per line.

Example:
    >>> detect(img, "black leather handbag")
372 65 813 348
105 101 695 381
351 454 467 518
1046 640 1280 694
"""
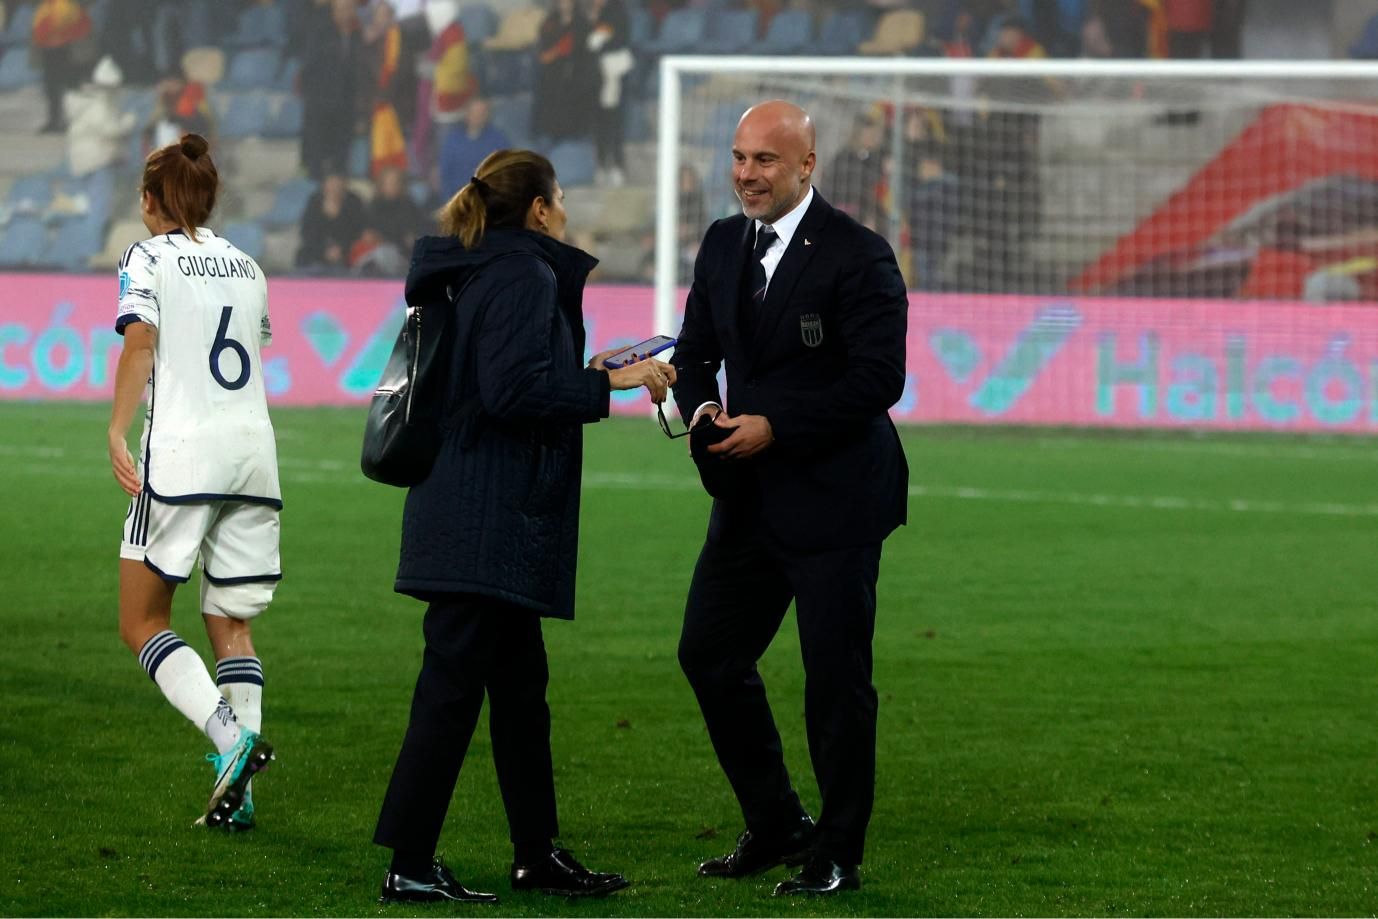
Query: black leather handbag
360 277 483 487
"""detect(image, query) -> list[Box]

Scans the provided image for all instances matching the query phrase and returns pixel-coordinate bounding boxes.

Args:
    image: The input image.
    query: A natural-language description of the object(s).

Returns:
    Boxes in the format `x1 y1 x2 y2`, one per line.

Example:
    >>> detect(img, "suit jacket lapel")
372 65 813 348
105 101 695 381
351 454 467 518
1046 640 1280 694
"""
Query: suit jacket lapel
716 217 754 361
754 192 830 349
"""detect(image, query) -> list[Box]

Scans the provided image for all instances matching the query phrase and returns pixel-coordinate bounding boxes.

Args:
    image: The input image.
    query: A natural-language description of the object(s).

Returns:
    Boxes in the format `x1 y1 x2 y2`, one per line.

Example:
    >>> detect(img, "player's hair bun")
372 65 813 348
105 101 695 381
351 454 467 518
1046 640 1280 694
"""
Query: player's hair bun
180 134 210 161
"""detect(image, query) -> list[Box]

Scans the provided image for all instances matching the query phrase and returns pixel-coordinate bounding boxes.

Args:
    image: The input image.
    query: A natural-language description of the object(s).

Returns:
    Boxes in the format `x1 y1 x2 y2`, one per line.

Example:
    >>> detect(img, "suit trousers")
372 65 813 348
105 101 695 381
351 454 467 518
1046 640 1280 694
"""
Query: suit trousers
677 502 882 865
374 594 559 857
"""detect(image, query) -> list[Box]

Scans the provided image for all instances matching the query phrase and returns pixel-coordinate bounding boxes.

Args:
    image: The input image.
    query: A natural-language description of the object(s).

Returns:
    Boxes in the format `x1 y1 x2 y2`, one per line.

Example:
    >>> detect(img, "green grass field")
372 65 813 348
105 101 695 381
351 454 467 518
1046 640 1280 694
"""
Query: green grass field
3 402 1378 916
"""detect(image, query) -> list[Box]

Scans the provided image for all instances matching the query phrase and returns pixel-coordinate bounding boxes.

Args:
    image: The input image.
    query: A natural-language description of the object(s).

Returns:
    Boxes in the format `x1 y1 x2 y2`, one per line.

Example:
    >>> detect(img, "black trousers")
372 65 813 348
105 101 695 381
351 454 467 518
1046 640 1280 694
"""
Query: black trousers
594 104 624 169
677 502 882 865
374 595 559 857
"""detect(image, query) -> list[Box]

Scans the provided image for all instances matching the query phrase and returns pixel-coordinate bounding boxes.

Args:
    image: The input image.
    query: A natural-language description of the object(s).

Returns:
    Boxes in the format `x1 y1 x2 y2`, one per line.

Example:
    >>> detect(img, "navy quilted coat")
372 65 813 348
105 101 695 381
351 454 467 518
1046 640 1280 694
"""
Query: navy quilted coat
394 228 611 618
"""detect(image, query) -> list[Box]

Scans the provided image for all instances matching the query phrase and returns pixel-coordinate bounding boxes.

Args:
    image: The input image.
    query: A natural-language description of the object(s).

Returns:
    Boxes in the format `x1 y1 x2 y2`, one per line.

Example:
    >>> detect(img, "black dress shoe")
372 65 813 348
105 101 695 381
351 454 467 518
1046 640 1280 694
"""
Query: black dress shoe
510 847 630 898
698 815 816 878
774 856 861 896
379 858 499 904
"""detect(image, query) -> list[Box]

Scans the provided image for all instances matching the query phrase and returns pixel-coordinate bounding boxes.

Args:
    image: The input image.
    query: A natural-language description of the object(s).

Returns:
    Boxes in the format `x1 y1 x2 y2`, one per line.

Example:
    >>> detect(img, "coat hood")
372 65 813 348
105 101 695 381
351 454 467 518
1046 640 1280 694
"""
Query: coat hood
404 228 598 306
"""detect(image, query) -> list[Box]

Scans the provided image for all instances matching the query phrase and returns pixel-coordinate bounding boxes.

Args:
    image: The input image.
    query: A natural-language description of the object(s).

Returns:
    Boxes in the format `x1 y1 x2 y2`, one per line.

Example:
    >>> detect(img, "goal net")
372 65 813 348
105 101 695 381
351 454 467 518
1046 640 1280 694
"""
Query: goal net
653 59 1378 433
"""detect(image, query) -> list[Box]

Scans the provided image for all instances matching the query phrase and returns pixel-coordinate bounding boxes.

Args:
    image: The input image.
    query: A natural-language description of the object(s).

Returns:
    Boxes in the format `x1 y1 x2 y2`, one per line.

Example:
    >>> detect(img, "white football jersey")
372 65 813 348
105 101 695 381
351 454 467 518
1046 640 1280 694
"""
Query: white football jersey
116 228 281 507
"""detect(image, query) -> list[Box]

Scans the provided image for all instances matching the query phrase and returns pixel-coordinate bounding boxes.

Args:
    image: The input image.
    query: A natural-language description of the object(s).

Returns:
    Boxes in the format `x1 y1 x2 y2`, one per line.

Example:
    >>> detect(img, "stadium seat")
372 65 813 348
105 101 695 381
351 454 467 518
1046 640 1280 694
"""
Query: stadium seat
547 140 596 187
274 55 300 92
640 9 708 54
6 175 52 212
49 213 107 271
262 177 316 228
858 9 924 55
225 1 288 48
223 48 283 91
701 9 757 53
482 7 545 51
812 10 871 55
89 218 147 270
0 46 40 90
0 3 35 47
119 87 157 125
346 134 369 178
80 168 115 221
459 3 500 45
1351 14 1378 59
223 221 266 261
217 93 273 138
0 216 47 268
264 95 303 138
628 8 652 48
758 10 812 54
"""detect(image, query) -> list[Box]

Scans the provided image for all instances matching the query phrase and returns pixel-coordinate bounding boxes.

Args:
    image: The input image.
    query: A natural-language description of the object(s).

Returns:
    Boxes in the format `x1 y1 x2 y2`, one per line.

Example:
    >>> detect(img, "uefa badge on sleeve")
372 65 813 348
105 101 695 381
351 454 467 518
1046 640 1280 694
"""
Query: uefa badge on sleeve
119 271 131 300
800 313 823 348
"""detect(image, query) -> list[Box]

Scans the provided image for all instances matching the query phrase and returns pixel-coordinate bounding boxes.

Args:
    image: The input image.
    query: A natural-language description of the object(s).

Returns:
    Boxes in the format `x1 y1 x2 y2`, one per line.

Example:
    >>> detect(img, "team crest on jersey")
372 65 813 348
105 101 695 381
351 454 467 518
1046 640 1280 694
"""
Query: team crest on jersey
119 271 131 300
800 313 823 348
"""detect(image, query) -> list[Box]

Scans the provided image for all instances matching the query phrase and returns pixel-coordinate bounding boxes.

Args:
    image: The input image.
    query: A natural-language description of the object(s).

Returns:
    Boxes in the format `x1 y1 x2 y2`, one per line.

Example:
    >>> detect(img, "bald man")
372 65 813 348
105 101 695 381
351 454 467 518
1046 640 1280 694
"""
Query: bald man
671 101 908 896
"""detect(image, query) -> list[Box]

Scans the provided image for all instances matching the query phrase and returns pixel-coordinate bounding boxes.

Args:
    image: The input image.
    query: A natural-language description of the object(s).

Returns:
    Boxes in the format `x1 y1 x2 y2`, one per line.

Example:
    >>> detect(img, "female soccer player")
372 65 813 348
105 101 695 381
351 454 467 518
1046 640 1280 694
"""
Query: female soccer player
108 133 277 831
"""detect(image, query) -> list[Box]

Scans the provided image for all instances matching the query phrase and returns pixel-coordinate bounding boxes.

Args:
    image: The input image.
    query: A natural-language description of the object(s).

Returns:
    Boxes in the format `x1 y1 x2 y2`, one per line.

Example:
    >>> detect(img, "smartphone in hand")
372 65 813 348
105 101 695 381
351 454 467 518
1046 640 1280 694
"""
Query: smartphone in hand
602 335 677 368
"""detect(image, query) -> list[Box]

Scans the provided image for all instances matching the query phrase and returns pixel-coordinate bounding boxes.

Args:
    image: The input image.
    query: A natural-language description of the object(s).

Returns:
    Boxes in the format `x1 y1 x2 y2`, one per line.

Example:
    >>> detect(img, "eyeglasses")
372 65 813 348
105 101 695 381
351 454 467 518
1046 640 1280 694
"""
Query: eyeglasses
657 402 719 439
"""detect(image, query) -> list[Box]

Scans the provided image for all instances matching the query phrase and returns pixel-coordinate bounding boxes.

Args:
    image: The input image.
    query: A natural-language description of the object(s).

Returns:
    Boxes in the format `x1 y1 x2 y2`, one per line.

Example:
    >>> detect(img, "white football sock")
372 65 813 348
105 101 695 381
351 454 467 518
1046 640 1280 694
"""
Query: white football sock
139 631 239 751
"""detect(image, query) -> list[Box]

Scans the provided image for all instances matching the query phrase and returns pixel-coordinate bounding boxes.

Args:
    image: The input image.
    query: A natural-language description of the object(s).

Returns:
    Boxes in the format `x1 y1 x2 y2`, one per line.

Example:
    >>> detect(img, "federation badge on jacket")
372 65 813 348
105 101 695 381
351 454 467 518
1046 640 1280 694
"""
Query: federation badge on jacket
800 312 823 348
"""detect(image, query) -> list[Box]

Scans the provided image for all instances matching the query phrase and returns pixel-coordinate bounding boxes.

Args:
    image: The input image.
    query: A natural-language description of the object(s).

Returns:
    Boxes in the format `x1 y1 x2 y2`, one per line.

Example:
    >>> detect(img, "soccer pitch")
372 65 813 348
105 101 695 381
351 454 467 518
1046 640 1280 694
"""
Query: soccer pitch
3 402 1377 916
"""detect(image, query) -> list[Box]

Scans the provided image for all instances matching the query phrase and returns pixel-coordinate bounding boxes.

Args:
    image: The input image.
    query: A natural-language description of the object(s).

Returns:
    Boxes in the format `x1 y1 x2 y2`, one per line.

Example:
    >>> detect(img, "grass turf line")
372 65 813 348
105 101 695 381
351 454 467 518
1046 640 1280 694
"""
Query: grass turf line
1 402 1376 916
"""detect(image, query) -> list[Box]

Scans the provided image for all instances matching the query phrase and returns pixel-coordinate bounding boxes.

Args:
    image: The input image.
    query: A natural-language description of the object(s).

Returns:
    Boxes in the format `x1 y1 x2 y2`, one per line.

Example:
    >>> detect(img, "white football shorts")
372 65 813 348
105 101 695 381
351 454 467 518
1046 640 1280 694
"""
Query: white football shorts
121 492 281 616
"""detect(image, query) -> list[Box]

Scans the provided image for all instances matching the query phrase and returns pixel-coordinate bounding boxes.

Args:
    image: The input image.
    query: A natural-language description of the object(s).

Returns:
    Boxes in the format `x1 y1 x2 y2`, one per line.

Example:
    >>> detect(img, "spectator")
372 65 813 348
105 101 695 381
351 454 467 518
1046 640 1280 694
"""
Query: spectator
827 111 887 235
677 162 706 278
143 74 215 154
1164 0 1212 58
300 0 365 180
587 0 632 187
902 107 957 290
97 0 159 84
1082 0 1162 58
32 0 94 133
1238 219 1314 300
414 1 476 181
533 0 598 144
989 16 1047 59
438 96 511 202
297 169 366 271
365 1 409 179
355 164 428 273
1211 0 1245 59
65 56 135 176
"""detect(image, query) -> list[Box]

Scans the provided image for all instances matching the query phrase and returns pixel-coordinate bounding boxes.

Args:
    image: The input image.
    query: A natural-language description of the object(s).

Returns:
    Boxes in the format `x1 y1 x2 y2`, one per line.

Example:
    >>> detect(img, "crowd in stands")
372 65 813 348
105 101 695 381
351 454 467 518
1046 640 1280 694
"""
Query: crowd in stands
1 0 1374 290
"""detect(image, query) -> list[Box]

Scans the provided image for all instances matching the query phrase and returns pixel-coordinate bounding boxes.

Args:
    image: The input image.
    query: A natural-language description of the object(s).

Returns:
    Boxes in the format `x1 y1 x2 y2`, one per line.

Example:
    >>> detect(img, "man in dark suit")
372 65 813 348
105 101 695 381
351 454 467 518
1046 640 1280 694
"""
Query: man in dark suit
671 100 909 896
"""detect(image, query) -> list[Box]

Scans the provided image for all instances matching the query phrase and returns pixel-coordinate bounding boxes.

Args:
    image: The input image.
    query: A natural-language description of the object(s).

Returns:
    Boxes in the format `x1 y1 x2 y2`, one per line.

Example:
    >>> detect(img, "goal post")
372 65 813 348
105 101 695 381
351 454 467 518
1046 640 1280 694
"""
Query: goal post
653 57 1378 432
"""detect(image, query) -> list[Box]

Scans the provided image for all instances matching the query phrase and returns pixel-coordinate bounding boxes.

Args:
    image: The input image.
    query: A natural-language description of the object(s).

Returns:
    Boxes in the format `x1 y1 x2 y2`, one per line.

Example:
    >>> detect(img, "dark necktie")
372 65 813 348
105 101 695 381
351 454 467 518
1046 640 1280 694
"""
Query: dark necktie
743 224 777 336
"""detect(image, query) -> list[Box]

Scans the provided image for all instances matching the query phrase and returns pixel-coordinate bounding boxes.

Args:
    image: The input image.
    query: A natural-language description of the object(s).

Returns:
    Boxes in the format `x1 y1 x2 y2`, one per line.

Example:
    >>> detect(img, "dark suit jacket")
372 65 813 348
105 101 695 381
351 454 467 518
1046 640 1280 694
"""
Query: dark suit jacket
673 190 909 553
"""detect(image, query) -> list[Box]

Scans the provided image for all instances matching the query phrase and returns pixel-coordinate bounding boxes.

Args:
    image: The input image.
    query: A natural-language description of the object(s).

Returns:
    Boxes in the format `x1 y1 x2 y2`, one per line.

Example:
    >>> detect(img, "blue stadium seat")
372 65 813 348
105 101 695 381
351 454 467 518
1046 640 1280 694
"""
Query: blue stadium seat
274 55 300 92
628 8 653 48
0 216 48 267
225 1 288 48
265 94 303 138
224 48 283 90
640 9 707 54
758 10 812 54
80 168 115 222
120 88 157 124
548 140 596 187
223 221 266 261
217 93 273 138
1352 14 1378 58
701 9 757 53
50 213 107 270
263 177 317 228
0 46 40 90
812 10 871 55
347 134 370 178
6 175 52 211
459 3 499 45
0 3 34 47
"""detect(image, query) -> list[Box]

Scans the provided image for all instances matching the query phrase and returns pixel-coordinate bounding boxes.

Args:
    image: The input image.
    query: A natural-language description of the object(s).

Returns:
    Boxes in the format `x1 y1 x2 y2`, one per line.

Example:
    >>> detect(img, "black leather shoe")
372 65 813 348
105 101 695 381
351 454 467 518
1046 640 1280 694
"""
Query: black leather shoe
774 856 861 896
379 858 499 904
698 815 816 878
510 847 630 898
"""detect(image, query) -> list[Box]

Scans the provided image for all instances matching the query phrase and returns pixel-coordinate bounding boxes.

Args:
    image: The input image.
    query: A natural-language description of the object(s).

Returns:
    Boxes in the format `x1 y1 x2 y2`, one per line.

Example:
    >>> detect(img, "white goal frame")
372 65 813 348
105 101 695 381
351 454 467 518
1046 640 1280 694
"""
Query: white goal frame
653 56 1378 339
